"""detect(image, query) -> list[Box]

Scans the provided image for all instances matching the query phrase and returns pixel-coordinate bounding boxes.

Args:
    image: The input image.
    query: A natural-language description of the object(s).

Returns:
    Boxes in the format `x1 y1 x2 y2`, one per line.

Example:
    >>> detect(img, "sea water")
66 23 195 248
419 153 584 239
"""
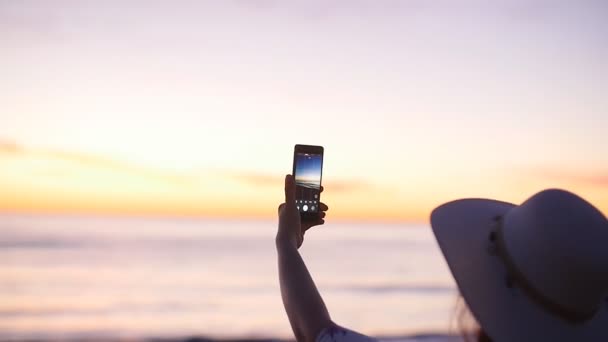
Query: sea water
0 215 459 340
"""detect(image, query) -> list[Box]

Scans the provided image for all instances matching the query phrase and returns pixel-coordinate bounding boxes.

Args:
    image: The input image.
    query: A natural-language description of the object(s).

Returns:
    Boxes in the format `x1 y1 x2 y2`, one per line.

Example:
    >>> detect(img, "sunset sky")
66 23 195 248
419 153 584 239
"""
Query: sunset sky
1 1 607 221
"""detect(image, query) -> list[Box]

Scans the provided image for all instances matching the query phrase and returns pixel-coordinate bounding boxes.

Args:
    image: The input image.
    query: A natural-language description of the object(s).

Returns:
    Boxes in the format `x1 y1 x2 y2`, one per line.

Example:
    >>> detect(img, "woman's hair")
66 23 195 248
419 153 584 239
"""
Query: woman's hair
452 294 493 342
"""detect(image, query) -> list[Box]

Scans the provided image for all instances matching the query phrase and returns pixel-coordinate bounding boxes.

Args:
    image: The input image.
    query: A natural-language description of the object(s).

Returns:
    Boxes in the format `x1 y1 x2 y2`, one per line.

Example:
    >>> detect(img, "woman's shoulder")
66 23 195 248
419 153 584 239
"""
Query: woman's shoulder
316 325 377 342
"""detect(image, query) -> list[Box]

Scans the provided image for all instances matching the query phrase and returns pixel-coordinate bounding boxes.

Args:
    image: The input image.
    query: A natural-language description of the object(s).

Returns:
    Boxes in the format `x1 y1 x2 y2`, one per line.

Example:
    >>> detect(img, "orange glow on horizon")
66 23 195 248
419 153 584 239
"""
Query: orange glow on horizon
1 144 606 222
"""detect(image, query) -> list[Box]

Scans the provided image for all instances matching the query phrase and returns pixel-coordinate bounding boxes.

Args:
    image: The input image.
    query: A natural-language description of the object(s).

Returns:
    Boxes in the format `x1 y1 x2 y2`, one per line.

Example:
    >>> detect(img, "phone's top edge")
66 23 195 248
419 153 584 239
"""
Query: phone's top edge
294 144 324 150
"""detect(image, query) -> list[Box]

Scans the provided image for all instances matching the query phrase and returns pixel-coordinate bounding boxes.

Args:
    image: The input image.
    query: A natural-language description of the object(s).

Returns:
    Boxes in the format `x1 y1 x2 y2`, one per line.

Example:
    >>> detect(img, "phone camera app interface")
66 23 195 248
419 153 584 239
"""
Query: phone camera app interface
295 153 322 213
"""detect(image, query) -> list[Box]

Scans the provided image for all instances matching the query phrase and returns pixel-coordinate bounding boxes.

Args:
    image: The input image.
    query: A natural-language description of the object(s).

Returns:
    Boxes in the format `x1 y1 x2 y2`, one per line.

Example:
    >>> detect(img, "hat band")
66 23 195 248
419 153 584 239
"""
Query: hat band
493 216 598 323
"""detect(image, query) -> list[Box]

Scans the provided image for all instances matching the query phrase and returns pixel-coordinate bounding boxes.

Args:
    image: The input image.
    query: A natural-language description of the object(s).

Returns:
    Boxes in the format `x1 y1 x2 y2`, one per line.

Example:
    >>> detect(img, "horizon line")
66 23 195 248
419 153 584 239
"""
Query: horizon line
0 208 428 225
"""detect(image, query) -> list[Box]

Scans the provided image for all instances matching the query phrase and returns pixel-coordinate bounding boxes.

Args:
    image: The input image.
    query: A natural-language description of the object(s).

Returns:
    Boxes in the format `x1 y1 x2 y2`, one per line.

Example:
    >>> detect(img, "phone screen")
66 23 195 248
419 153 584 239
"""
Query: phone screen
294 152 323 214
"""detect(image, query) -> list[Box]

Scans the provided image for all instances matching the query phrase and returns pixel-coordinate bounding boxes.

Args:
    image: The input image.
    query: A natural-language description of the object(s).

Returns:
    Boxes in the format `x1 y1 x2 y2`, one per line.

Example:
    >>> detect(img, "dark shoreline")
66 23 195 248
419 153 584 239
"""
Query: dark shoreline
147 335 461 342
0 334 462 342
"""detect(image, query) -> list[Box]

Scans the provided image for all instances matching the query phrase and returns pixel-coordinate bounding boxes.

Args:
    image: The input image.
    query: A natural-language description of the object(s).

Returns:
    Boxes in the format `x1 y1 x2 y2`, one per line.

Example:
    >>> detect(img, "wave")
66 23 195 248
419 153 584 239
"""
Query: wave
296 181 320 190
0 239 81 249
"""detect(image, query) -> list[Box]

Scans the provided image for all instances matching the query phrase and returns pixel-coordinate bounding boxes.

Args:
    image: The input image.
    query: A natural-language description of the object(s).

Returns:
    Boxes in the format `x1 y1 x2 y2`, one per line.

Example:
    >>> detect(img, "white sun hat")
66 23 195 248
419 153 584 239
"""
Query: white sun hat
430 189 608 341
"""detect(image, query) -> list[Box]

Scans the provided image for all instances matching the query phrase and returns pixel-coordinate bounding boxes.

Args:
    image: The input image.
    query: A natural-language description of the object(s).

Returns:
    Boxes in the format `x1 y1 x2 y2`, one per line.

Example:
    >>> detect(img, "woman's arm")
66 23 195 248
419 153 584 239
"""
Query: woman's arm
276 175 332 342
277 240 332 342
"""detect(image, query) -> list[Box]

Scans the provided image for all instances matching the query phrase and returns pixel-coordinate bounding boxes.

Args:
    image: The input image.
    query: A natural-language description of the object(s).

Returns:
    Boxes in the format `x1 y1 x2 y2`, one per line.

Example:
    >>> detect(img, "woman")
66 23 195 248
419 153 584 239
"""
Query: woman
276 175 608 342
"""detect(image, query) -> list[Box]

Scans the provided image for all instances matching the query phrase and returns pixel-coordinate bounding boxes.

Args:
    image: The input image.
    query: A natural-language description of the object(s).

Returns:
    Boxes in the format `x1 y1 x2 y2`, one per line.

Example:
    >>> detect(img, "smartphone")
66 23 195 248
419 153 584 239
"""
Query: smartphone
292 144 324 221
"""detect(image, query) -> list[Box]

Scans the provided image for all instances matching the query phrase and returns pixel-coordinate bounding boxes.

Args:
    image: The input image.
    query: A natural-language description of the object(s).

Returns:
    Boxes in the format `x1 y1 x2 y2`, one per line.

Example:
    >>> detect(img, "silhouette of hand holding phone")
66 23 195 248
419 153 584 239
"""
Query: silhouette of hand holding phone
277 174 328 249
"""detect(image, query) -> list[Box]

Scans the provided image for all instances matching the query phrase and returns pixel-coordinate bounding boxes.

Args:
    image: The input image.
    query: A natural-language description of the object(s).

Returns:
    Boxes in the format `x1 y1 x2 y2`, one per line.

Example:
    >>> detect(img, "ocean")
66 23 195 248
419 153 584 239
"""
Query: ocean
0 215 460 341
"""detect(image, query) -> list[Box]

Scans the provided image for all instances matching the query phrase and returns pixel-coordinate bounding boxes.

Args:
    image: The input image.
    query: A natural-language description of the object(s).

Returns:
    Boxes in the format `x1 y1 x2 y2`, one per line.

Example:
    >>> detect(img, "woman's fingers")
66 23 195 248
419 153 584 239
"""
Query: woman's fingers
302 217 326 233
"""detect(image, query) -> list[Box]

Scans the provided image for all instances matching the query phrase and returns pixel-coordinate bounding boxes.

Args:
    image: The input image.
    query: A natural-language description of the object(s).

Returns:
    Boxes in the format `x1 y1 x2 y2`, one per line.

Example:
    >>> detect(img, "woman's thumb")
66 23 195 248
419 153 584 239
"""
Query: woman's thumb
284 174 296 204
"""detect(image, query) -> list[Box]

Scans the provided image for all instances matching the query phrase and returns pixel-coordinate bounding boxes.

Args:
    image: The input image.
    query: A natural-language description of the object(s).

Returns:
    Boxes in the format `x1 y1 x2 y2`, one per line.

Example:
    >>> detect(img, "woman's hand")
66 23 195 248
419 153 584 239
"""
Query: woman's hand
277 174 328 249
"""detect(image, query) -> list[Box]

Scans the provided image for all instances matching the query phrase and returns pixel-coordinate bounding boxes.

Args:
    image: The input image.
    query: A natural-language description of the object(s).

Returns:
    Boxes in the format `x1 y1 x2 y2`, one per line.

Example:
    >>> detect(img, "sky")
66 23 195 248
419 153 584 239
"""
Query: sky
1 0 607 222
295 153 322 185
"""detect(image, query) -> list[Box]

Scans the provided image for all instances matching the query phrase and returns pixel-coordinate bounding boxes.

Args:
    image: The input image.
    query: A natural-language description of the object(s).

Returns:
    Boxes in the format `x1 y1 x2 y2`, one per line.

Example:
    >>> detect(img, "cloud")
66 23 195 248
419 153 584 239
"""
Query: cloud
1 138 387 194
0 138 196 186
39 150 198 186
533 168 608 188
0 139 22 153
225 170 372 193
323 179 373 192
1 139 374 192
224 171 281 187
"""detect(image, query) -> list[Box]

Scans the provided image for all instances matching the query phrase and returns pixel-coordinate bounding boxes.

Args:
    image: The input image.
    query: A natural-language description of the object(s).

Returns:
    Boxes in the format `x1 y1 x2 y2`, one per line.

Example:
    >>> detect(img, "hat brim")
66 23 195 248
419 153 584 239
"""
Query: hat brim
430 198 608 342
